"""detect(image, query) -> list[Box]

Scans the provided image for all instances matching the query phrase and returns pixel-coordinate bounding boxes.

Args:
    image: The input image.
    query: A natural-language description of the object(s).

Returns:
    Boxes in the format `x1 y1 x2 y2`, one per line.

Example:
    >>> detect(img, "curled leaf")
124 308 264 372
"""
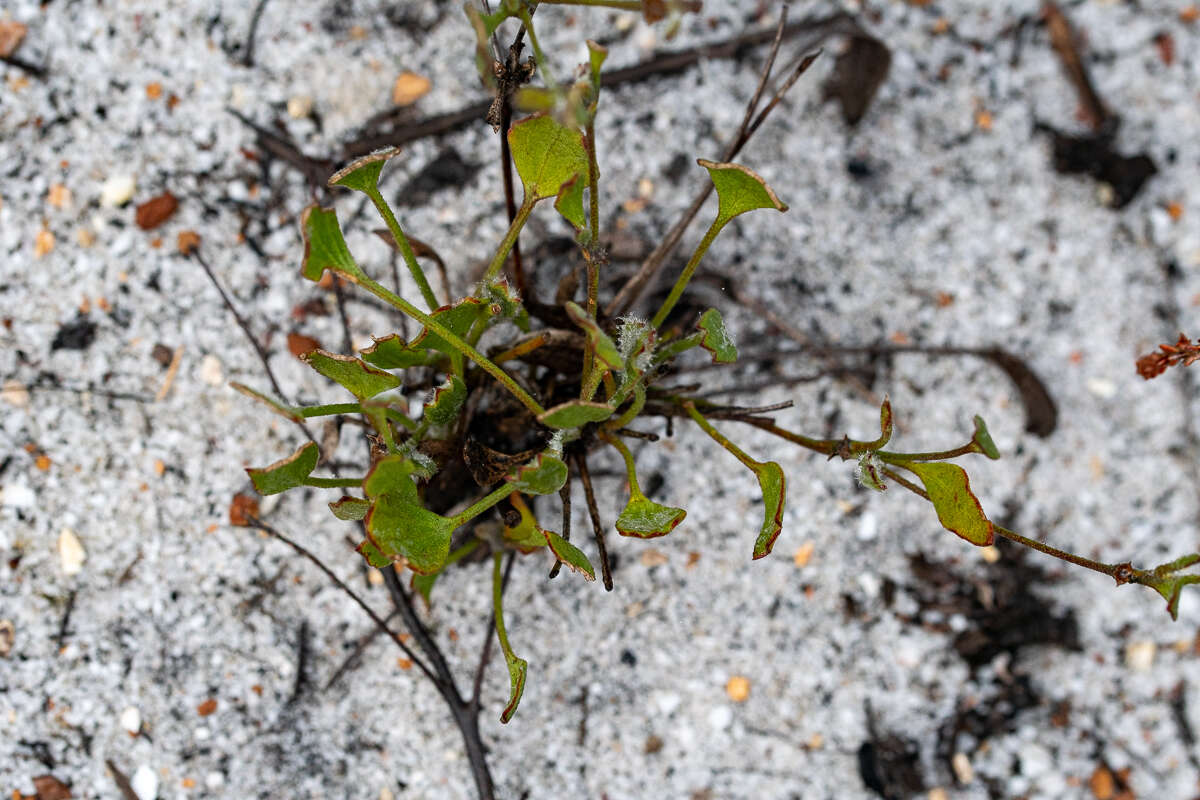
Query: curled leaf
698 308 738 363
328 148 398 193
301 350 402 401
544 529 595 581
231 382 302 424
537 400 613 429
329 495 370 521
751 461 787 559
247 441 319 496
903 461 994 546
299 204 365 283
697 159 788 225
425 374 467 426
564 301 621 369
360 334 432 369
500 653 528 724
616 495 687 539
503 492 547 553
507 453 569 495
971 415 1001 460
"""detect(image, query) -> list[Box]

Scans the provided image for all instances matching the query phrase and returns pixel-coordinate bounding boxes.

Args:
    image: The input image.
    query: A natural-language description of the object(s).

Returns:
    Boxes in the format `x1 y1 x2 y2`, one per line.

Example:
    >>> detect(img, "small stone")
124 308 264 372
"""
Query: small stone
199 354 223 386
1086 377 1117 399
1 483 35 508
707 704 733 730
1090 765 1115 799
100 174 137 207
805 732 824 749
379 788 395 800
978 545 1000 563
287 95 313 119
644 734 664 754
793 541 814 567
205 771 224 789
132 764 159 800
135 192 178 230
145 81 163 99
927 789 950 800
951 751 974 784
31 775 71 800
0 20 27 57
58 528 86 576
639 549 668 567
653 691 681 715
1124 640 1156 671
392 71 431 106
34 227 55 258
120 706 141 735
47 184 72 209
725 675 750 703
196 697 218 716
1 380 29 407
177 230 201 254
0 619 14 657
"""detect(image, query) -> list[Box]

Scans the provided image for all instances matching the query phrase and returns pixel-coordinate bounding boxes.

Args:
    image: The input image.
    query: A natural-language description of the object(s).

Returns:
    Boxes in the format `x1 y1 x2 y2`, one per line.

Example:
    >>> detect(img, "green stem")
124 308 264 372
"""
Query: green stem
538 0 641 9
682 401 761 470
992 524 1125 578
482 198 536 285
600 430 645 498
302 477 364 489
585 120 601 246
650 217 727 329
608 382 645 430
366 187 439 311
492 551 516 670
516 9 557 91
343 270 545 417
298 403 363 418
449 483 518 528
879 444 977 463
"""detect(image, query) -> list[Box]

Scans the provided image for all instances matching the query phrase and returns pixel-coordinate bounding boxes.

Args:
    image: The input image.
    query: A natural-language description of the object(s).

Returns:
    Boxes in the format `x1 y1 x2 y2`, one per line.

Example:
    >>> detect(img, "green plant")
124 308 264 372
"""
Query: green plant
221 4 1200 797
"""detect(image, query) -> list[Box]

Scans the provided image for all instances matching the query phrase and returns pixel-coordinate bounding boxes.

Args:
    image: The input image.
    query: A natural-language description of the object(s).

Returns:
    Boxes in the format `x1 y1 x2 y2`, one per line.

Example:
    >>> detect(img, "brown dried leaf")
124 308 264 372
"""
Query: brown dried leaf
0 21 27 58
196 697 218 716
177 230 201 254
228 493 259 527
32 774 71 800
287 332 322 358
392 71 432 106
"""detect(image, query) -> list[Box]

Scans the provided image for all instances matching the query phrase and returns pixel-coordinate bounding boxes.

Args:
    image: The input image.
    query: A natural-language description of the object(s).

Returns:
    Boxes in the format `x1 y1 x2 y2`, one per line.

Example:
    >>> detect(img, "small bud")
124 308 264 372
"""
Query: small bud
855 452 887 492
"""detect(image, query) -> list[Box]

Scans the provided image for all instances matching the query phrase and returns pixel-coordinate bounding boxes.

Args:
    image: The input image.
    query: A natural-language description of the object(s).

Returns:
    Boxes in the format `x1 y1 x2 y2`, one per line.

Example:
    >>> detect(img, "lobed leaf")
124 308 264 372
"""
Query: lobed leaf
543 529 595 580
299 204 365 283
329 495 370 521
616 495 687 539
301 350 402 401
537 400 613 429
903 461 994 546
500 651 528 724
411 298 488 358
362 455 454 574
697 159 788 224
247 441 319 496
507 453 569 496
697 308 738 363
509 114 589 202
554 175 587 232
360 334 433 369
327 148 397 193
751 461 787 559
425 375 467 426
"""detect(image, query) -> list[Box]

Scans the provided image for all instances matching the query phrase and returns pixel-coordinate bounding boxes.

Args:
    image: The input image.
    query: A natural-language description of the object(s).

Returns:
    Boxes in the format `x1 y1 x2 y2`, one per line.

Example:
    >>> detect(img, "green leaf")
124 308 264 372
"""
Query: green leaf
230 382 302 424
697 308 738 363
299 204 366 283
327 148 397 193
507 453 569 495
363 456 454 574
478 280 531 333
301 350 403 401
500 651 528 724
862 395 893 450
509 114 588 202
425 375 467 426
247 442 320 496
356 538 391 569
564 301 622 369
1141 554 1200 620
554 175 587 232
329 495 370 520
544 529 595 581
751 461 787 559
697 159 788 225
903 461 994 546
616 495 687 539
537 400 613 429
971 415 1001 460
586 39 607 91
412 298 488 358
360 334 433 369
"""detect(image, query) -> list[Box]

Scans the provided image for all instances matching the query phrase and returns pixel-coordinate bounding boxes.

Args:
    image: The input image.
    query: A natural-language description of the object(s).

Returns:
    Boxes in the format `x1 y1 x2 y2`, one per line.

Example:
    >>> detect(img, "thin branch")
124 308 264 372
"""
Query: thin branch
575 452 613 591
240 0 272 67
472 551 515 705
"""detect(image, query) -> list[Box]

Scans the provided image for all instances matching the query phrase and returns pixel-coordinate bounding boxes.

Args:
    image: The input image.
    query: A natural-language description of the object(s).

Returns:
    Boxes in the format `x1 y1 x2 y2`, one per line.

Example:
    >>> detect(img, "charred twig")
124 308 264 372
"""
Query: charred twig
228 108 336 191
323 611 400 691
54 590 76 650
549 481 572 579
0 53 48 79
287 619 311 705
105 758 141 800
240 0 272 67
575 452 613 591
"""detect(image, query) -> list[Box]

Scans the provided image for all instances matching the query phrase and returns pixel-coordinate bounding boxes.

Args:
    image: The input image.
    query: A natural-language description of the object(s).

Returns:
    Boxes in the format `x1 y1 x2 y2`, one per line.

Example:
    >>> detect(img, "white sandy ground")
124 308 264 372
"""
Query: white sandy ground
2 1 1200 798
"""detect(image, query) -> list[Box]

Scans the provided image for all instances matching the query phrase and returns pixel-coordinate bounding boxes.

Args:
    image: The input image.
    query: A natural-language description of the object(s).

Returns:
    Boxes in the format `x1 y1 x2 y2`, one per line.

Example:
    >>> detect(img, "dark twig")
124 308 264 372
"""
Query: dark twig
1 53 48 79
287 619 311 705
228 108 335 191
323 611 400 691
575 452 613 591
246 516 435 684
54 590 76 650
190 247 287 400
549 481 572 579
240 0 272 67
105 759 141 800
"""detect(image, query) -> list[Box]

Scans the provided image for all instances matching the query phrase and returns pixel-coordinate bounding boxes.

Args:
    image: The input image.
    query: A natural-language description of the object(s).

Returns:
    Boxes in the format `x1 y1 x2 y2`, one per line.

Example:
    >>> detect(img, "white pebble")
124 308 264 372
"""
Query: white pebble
653 691 681 715
199 354 224 386
707 704 733 730
857 512 878 541
119 706 141 734
1125 640 1156 671
287 95 313 119
1 483 36 509
205 771 225 789
951 751 974 784
1 380 29 407
100 174 136 208
131 764 158 800
58 528 86 576
1086 377 1117 399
